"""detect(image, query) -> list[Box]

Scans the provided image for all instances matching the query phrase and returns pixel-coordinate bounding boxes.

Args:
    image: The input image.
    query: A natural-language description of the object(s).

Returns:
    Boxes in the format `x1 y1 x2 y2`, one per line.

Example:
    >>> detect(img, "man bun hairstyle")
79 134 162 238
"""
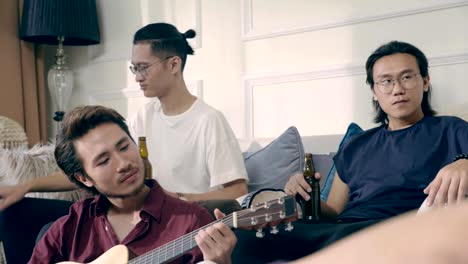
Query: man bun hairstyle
182 29 196 39
133 23 196 71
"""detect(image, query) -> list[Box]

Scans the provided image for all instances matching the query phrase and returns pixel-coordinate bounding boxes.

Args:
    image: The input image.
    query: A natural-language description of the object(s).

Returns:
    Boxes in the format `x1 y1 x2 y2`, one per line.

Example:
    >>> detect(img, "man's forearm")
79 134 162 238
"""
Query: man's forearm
181 179 248 201
292 203 468 264
320 200 340 218
23 170 78 193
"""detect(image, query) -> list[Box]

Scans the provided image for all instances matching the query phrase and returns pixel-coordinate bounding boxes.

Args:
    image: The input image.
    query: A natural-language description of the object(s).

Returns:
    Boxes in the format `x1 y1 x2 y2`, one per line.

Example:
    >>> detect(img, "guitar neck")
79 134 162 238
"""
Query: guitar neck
129 216 234 264
128 195 296 264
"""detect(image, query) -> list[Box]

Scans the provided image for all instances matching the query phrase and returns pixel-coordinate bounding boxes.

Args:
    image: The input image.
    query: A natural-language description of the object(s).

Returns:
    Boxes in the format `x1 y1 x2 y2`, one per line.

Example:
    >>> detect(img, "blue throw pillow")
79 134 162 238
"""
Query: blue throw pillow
320 122 363 201
244 126 304 193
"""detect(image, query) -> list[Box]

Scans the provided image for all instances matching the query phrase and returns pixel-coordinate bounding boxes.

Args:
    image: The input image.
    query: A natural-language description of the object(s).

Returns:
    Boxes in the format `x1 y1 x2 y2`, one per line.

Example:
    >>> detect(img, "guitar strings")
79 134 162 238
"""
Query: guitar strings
130 199 290 263
131 215 235 264
131 201 291 263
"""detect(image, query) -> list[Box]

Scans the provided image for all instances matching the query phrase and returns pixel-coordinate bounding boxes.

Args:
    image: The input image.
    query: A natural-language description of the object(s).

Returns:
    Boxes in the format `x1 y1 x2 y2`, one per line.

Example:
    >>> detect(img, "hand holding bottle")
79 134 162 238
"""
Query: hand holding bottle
284 171 321 201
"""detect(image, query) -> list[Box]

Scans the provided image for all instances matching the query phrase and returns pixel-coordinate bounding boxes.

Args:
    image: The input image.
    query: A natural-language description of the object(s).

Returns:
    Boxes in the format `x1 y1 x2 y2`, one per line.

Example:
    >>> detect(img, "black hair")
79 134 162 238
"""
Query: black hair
54 105 134 194
133 23 196 71
365 41 436 124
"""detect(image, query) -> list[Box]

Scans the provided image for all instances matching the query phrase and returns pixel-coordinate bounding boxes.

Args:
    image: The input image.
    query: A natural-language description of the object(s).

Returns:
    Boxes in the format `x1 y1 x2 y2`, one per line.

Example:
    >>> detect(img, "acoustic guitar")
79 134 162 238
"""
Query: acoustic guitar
58 195 297 264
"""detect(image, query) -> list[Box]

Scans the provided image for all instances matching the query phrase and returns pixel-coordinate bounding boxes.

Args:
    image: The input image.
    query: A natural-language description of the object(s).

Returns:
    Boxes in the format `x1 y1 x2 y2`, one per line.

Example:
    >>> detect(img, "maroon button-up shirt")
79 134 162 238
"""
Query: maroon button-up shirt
29 180 214 264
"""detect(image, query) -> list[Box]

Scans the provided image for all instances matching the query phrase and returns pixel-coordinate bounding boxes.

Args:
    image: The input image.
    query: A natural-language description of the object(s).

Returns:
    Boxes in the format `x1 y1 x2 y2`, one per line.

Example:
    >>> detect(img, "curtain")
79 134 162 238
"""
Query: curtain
0 0 47 146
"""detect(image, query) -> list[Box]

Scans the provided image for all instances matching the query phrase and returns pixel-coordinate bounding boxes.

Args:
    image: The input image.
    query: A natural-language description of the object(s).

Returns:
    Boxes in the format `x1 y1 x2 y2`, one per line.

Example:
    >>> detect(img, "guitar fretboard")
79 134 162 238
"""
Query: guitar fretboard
129 215 234 264
128 195 296 264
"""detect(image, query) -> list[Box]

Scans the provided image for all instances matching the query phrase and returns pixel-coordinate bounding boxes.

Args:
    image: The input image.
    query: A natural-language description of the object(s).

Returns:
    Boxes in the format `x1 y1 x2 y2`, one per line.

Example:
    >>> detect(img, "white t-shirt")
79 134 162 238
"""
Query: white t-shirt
128 99 248 193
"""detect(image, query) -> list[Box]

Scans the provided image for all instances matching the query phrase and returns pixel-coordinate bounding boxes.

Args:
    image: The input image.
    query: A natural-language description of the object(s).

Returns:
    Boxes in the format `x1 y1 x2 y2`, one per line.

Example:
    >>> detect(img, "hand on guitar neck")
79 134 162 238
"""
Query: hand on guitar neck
195 209 236 264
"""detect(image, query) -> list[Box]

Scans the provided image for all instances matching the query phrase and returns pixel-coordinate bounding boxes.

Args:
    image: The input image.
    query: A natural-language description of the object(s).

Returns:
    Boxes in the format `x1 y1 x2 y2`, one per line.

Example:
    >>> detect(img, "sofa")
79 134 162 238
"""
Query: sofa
1 104 467 263
239 124 362 203
0 122 349 264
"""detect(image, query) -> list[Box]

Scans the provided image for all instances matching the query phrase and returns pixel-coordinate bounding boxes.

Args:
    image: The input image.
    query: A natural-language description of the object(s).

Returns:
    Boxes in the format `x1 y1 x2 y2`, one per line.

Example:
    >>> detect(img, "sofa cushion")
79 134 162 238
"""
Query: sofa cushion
244 126 304 193
320 122 363 201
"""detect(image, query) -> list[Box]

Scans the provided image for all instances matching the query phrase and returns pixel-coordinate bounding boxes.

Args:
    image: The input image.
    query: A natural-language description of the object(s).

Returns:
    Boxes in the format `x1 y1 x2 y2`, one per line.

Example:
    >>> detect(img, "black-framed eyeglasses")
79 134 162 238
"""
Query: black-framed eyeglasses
374 73 421 94
129 56 174 76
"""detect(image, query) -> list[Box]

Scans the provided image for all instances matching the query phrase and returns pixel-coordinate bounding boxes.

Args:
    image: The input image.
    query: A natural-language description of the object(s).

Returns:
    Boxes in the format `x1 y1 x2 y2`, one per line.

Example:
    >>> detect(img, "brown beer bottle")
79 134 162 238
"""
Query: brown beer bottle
138 137 152 179
302 153 321 221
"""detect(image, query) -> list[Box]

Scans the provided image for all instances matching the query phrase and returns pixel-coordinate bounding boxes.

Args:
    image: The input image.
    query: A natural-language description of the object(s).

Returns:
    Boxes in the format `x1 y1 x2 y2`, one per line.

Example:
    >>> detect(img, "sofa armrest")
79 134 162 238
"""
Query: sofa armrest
0 197 72 264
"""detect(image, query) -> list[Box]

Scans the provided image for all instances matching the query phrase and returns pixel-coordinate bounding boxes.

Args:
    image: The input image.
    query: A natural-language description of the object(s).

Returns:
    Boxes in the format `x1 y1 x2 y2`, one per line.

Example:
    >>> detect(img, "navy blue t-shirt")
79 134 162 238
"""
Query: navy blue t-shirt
333 116 468 220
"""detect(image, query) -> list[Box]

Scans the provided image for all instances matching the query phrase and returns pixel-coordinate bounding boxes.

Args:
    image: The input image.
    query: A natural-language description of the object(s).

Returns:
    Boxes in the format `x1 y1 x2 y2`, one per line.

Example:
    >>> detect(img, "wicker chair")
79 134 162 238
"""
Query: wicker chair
0 116 28 150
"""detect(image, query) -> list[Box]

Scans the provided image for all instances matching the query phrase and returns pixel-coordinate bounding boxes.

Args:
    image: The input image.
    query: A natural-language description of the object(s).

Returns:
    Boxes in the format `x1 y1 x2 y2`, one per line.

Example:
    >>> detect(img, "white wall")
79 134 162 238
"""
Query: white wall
46 0 468 145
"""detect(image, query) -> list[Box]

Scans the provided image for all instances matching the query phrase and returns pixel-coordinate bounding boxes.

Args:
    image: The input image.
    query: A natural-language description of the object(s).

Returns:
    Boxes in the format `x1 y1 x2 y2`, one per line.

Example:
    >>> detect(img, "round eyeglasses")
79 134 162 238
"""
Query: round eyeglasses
374 73 421 94
129 56 174 76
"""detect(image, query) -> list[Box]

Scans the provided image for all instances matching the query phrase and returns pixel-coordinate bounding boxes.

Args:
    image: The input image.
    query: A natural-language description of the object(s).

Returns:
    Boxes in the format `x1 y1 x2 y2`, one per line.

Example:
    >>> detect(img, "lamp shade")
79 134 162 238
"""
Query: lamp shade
20 0 100 45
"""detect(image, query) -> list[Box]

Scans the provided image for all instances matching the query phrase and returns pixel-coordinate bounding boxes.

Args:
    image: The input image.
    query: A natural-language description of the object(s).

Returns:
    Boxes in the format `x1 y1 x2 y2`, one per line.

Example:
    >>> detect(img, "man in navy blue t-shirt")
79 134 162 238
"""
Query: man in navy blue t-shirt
233 41 468 263
286 40 468 220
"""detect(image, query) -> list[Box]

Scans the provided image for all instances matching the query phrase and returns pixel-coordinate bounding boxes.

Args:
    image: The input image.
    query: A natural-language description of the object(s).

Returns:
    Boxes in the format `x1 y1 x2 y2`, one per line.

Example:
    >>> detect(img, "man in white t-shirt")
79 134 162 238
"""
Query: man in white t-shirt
129 99 247 196
128 23 248 200
0 22 248 210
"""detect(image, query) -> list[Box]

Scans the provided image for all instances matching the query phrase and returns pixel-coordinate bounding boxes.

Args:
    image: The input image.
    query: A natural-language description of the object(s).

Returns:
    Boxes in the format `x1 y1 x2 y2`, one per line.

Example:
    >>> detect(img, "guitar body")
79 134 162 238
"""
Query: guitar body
57 245 129 264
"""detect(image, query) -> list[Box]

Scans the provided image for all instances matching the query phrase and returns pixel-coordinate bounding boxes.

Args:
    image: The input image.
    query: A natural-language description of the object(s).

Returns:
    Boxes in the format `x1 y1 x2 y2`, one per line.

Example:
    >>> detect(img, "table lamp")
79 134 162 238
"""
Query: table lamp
20 0 100 122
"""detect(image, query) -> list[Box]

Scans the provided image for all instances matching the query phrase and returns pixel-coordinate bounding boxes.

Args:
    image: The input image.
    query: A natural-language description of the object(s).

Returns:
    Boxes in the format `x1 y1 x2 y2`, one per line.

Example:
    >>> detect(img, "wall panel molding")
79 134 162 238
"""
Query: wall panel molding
192 0 202 49
88 80 204 104
88 0 202 65
241 0 468 41
243 53 468 138
165 0 202 49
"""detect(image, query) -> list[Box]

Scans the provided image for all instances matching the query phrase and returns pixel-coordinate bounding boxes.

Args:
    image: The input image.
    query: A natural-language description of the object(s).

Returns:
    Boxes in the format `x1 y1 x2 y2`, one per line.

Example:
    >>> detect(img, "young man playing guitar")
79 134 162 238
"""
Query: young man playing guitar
29 105 237 264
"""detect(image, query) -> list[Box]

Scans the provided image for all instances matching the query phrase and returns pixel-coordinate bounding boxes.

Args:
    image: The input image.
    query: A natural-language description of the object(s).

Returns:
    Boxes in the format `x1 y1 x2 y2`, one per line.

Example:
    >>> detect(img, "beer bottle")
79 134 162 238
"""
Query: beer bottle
138 137 152 179
302 153 321 221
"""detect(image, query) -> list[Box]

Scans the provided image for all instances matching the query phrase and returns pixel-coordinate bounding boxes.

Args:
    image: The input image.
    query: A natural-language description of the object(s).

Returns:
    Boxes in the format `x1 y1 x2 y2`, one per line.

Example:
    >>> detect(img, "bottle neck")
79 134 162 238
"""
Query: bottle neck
139 140 149 159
